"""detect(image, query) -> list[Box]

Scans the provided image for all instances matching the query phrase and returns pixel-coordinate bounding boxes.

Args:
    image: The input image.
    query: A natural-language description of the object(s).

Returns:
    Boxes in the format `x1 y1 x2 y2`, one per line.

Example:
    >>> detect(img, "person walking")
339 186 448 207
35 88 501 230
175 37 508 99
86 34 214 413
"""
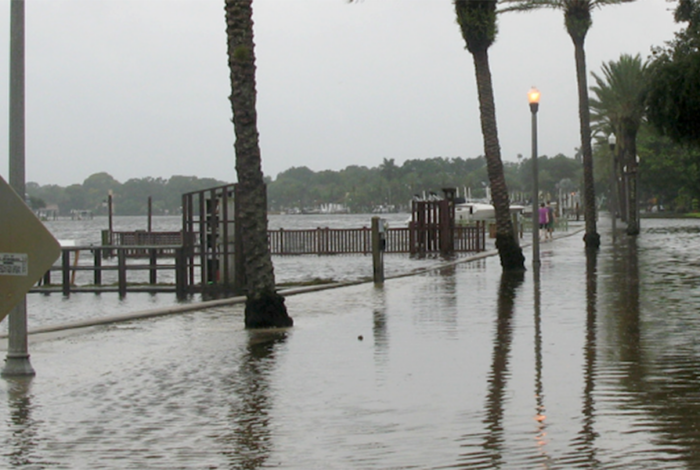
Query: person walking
538 202 549 241
546 201 556 240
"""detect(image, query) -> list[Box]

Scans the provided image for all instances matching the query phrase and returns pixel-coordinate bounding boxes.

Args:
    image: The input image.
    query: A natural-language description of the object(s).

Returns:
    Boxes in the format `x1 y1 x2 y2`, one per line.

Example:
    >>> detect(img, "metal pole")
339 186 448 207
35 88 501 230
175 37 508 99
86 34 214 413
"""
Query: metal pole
609 138 617 240
108 192 114 243
147 196 152 232
3 0 34 377
530 102 540 268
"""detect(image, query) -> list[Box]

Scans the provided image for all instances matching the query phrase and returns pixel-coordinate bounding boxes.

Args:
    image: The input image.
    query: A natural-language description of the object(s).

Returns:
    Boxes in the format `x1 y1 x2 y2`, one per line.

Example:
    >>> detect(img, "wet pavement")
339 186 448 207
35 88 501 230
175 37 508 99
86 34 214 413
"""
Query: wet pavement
1 217 700 469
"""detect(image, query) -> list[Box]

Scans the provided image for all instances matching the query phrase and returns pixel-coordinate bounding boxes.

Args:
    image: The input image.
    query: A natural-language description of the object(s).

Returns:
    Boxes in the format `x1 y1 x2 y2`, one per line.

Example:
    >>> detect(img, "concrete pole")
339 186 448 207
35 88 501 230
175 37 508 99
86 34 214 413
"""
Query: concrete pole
3 0 35 377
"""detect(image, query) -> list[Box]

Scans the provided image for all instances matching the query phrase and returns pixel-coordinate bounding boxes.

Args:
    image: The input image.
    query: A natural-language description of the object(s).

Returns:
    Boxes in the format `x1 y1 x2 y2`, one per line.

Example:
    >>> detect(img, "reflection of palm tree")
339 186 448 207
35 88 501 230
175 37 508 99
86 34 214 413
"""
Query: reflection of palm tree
567 249 601 465
222 331 287 468
480 271 524 465
614 236 641 365
597 229 700 466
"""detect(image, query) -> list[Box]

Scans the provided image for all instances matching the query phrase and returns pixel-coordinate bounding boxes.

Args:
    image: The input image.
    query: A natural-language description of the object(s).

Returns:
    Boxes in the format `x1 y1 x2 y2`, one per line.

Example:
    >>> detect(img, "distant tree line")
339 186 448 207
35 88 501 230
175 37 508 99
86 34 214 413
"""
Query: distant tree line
26 172 228 216
268 155 582 213
25 142 696 217
25 156 581 216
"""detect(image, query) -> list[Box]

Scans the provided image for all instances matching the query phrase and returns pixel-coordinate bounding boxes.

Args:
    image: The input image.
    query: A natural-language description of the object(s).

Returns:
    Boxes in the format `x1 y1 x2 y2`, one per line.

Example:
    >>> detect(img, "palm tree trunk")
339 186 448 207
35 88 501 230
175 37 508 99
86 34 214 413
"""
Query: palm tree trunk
225 0 292 328
472 48 525 271
572 37 600 249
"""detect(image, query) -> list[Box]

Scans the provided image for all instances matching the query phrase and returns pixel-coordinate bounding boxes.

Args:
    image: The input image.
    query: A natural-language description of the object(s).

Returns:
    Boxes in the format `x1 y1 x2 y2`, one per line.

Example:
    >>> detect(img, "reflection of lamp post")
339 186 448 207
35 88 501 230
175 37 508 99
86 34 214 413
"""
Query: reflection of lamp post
608 133 617 238
528 87 540 267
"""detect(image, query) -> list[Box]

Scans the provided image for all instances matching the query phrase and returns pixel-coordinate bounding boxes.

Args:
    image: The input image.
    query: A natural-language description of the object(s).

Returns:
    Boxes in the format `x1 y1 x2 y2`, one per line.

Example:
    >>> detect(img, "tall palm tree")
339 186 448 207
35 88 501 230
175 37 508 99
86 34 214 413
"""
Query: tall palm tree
500 0 635 249
454 0 525 271
225 0 293 328
346 1 523 268
590 54 648 235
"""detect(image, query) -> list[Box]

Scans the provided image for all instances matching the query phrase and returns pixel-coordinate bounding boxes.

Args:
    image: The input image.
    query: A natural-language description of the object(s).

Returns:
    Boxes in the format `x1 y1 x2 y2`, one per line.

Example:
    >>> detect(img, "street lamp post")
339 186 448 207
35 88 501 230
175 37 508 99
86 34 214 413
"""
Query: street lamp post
627 154 640 236
528 87 541 268
3 0 35 377
608 133 617 239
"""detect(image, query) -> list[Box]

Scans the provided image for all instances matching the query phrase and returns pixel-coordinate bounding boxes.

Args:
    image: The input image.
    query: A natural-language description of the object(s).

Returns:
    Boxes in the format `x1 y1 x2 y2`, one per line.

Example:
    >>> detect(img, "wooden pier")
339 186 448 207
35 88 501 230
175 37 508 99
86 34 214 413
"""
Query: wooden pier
33 186 486 298
31 222 486 298
31 245 187 298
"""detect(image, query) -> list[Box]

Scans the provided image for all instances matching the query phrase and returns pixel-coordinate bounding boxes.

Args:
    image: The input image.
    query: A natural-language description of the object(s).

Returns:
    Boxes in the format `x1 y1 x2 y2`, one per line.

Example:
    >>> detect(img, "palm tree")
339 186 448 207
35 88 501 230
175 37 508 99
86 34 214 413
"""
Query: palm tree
345 1 522 268
590 54 648 235
225 0 293 328
500 0 635 249
454 0 525 271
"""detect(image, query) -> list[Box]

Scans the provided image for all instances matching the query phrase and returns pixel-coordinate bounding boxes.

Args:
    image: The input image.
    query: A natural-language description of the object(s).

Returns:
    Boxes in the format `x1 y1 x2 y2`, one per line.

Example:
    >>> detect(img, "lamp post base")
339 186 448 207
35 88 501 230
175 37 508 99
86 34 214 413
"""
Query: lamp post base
1 354 35 377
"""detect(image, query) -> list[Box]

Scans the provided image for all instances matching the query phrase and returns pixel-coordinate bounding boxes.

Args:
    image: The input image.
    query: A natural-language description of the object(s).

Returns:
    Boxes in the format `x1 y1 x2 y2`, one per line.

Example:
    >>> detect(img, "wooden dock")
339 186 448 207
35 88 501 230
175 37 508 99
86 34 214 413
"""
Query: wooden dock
30 223 486 298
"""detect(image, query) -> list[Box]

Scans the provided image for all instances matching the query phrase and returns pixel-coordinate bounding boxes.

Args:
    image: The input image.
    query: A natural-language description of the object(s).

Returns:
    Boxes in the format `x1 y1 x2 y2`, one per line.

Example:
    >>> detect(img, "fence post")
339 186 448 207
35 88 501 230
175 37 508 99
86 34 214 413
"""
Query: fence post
62 249 71 296
372 217 384 284
149 248 157 284
481 221 486 251
118 249 127 298
175 247 186 300
94 247 102 285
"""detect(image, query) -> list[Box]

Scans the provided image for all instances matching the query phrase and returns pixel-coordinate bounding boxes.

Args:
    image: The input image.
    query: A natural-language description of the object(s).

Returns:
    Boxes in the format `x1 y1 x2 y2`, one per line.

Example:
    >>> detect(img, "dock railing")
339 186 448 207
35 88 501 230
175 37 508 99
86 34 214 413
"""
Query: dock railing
33 245 187 299
108 230 184 258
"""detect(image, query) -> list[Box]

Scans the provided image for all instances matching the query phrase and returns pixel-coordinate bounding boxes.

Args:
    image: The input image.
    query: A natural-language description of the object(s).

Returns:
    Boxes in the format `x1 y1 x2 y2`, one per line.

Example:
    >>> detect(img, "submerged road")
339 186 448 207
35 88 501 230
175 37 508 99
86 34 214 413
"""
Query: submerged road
2 218 700 469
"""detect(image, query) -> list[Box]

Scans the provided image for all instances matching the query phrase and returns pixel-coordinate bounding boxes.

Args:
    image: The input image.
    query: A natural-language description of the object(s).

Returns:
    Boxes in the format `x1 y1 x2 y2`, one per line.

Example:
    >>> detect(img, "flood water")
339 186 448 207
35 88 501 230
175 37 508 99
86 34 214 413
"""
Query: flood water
1 217 700 468
21 214 449 329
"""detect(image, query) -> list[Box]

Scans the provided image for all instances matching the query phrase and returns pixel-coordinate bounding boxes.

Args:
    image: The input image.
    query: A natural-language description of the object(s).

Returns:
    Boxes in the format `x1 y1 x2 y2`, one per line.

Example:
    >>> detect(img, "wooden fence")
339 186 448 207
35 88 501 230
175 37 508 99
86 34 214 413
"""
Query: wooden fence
268 223 485 255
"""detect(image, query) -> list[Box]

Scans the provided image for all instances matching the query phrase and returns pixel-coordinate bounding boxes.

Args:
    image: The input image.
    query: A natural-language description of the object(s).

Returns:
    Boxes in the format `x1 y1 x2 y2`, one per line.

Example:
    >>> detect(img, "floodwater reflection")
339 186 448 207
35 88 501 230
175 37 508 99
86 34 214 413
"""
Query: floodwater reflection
532 266 550 465
474 270 525 468
221 330 287 469
372 285 389 379
6 219 700 468
567 249 600 466
3 377 40 467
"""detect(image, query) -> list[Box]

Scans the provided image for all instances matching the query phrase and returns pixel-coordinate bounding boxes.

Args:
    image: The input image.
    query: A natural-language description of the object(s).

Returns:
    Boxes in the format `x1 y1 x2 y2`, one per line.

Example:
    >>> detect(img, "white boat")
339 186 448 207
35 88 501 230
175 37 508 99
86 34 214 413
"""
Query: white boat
455 201 525 223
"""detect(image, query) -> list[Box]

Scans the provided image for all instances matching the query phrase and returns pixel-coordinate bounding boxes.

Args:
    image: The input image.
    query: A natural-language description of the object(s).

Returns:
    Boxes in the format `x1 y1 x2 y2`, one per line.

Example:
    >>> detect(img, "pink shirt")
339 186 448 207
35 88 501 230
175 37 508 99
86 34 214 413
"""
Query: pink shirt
538 207 549 224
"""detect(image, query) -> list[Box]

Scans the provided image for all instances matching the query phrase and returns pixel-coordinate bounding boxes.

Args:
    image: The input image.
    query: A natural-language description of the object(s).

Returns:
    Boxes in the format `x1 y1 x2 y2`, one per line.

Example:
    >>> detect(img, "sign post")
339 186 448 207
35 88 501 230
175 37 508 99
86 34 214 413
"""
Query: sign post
0 176 61 375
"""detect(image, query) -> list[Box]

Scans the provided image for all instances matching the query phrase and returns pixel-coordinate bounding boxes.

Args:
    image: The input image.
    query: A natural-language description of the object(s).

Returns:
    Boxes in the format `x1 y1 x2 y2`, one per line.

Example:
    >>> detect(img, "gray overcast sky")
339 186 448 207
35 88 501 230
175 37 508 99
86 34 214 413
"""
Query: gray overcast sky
0 0 681 186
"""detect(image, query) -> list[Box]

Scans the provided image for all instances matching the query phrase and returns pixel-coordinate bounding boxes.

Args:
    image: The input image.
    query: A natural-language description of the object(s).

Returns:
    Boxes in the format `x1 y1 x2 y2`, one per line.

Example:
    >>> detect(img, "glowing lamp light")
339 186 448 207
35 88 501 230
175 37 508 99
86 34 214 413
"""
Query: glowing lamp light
528 87 540 114
528 87 540 105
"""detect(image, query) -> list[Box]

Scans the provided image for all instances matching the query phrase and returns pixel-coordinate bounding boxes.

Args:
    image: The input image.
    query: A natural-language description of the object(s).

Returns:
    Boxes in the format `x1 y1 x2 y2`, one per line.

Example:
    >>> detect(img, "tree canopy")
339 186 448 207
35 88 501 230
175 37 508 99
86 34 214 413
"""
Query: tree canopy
647 0 700 144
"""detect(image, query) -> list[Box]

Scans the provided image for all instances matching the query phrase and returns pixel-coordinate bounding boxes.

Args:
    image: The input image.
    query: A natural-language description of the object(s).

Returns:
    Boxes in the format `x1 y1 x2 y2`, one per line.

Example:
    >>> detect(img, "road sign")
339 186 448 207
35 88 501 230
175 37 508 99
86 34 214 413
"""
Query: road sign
0 175 61 321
